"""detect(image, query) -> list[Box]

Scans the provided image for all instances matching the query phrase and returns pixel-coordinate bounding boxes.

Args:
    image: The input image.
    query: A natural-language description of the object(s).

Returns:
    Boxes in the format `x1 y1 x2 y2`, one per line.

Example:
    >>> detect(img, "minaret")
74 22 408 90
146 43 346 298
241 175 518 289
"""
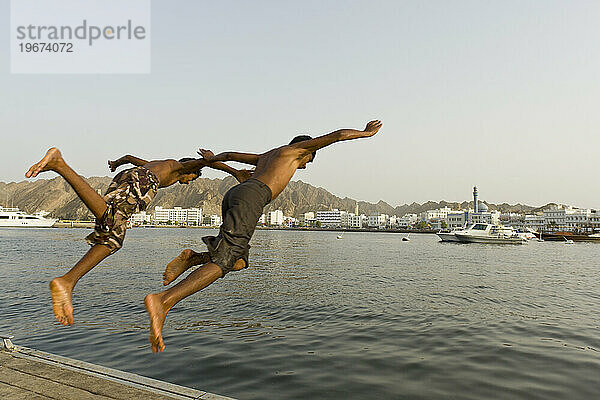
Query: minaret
473 186 478 213
355 201 359 215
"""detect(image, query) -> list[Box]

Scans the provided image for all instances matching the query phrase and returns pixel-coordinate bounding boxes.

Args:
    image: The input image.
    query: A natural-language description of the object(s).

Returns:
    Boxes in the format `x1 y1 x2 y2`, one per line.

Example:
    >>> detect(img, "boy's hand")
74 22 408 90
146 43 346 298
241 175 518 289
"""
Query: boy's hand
234 169 254 183
363 120 382 137
108 160 118 172
197 149 215 161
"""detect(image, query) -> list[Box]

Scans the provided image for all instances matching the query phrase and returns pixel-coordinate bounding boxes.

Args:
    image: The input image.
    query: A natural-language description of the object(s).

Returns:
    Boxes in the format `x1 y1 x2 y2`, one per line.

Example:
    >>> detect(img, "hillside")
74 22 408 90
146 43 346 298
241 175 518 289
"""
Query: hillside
0 176 538 220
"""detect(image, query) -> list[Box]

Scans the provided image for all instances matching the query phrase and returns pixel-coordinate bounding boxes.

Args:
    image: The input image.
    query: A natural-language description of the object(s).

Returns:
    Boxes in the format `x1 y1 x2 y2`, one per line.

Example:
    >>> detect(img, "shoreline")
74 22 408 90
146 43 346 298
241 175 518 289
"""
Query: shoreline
50 221 435 234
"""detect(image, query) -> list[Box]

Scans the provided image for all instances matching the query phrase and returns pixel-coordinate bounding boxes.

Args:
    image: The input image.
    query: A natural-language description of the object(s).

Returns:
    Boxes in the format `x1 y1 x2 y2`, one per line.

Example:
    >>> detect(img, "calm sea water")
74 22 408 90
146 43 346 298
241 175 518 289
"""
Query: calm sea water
1 227 599 399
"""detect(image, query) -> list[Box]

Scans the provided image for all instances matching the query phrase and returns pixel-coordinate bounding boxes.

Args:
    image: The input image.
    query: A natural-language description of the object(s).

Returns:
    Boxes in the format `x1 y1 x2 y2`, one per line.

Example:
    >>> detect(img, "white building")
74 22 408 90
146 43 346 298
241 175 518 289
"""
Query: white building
283 216 298 227
267 210 284 226
153 206 202 226
523 214 545 231
446 211 468 229
202 214 221 226
467 188 500 225
420 206 453 221
316 209 344 228
368 214 387 229
468 209 500 225
130 211 152 226
349 214 364 228
396 214 417 228
564 208 593 231
299 212 315 226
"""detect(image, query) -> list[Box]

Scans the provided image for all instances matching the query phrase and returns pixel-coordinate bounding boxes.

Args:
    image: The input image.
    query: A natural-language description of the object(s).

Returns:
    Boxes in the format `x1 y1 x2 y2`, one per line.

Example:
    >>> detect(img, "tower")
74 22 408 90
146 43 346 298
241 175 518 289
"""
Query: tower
473 186 478 213
355 201 359 216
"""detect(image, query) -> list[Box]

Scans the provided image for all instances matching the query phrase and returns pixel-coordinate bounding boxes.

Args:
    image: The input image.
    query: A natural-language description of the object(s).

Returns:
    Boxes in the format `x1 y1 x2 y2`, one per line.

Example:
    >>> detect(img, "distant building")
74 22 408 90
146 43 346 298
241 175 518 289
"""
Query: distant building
397 214 417 228
523 214 545 231
299 212 315 226
267 210 284 226
446 211 468 229
316 209 344 228
153 206 201 226
202 214 221 226
368 214 387 229
130 211 151 226
420 206 453 221
467 187 500 225
349 214 364 228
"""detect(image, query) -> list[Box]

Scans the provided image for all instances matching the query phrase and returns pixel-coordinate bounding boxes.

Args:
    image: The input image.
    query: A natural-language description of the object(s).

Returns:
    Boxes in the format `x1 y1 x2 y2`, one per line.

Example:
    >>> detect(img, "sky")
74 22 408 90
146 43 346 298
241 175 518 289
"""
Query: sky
1 0 599 209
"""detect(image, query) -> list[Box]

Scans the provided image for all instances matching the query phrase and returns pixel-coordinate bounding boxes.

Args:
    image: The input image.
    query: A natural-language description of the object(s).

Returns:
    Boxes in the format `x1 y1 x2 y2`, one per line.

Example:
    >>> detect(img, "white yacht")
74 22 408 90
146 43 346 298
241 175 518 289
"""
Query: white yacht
436 223 471 242
454 223 527 244
0 206 57 227
436 228 465 242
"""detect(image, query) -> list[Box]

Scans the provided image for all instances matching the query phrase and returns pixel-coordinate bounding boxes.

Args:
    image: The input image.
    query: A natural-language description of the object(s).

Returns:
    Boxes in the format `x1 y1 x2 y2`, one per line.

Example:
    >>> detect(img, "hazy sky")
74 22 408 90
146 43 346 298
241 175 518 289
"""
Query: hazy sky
2 1 599 208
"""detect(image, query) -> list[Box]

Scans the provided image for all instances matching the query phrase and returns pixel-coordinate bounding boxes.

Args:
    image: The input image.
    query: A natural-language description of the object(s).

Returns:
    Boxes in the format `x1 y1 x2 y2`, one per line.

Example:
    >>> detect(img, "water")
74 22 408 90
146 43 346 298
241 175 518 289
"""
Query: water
1 228 599 399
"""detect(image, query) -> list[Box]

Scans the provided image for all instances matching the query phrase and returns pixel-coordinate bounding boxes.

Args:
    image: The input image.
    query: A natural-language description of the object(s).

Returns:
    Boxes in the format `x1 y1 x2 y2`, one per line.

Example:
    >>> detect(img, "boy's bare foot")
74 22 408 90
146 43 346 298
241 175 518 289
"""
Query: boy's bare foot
26 148 64 178
144 294 167 353
50 277 74 325
163 249 208 285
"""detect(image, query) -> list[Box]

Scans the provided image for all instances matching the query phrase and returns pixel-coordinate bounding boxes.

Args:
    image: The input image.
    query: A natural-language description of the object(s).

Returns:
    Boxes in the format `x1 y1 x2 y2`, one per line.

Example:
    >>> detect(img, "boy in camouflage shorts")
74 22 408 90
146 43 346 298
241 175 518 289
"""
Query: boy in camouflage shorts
26 148 251 326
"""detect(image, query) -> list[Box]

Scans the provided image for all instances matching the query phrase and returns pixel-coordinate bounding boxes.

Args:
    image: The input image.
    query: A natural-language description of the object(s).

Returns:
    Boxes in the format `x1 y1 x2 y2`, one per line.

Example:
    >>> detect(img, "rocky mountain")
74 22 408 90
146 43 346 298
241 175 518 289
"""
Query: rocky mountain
0 176 538 220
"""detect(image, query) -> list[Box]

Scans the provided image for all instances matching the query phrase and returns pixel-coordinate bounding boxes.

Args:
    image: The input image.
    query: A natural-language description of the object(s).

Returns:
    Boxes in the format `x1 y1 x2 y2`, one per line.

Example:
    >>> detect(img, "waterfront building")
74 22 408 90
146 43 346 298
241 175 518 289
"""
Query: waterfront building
590 211 600 231
340 211 352 227
564 208 593 231
202 214 221 226
368 214 387 229
397 213 418 228
349 214 364 228
299 212 315 226
316 209 344 228
446 211 468 229
420 207 453 221
523 214 545 232
267 210 284 226
153 206 202 226
541 205 592 231
429 218 443 230
130 211 151 226
283 216 298 227
467 187 500 225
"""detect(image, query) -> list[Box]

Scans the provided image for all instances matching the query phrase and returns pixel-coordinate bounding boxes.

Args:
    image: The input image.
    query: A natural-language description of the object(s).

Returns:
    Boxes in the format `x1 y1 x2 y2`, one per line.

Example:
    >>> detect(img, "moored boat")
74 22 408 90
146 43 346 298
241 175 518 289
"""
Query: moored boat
0 206 57 227
454 223 527 244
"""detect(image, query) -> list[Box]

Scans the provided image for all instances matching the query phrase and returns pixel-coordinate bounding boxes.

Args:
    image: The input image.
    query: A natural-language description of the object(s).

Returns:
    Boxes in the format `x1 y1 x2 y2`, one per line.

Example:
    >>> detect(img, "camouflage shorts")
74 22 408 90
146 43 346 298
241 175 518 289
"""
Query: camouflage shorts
86 166 159 254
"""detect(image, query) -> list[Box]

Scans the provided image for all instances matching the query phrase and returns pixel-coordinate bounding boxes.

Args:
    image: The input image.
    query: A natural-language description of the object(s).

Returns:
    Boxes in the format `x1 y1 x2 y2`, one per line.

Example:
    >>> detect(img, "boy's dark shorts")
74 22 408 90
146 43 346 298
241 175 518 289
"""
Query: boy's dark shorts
202 178 272 277
86 166 159 254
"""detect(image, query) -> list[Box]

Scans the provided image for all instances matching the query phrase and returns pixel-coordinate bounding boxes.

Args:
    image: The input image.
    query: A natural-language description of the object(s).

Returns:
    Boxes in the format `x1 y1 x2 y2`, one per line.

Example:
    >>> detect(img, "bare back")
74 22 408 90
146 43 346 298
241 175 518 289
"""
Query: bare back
252 146 305 199
142 159 184 188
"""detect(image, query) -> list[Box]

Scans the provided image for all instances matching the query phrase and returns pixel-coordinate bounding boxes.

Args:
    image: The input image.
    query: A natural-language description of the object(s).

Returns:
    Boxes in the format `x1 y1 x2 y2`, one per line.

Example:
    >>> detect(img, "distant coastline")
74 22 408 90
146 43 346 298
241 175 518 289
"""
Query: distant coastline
51 221 435 234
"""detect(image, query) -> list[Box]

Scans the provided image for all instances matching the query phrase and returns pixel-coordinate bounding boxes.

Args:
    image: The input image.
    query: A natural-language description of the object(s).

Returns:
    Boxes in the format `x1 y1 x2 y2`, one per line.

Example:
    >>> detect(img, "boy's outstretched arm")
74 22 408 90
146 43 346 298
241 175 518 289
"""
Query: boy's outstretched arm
108 155 149 172
292 120 382 154
180 158 253 183
198 149 260 166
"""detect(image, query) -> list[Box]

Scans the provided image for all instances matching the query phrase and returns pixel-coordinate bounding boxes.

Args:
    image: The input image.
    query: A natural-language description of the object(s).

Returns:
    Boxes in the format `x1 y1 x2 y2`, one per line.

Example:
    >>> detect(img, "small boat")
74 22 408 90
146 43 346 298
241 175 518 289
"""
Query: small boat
454 223 527 244
437 226 468 242
564 236 574 245
336 234 343 240
401 233 410 241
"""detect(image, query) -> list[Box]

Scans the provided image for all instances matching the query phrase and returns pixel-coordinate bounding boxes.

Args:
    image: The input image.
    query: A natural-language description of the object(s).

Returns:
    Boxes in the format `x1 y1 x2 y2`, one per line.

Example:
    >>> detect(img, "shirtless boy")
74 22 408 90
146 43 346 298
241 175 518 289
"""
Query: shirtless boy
145 120 382 352
25 148 250 326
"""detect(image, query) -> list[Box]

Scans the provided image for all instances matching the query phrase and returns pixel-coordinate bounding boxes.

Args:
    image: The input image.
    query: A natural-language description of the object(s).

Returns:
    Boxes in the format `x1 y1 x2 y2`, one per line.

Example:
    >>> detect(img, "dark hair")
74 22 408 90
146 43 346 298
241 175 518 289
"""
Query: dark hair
289 135 316 161
178 157 202 177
